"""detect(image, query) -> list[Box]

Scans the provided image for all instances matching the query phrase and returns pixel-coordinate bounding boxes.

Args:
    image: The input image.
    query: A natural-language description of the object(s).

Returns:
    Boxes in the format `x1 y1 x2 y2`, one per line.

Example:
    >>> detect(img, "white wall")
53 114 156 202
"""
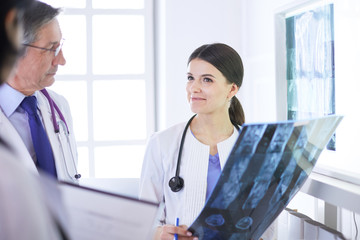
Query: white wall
156 0 359 238
155 0 245 130
155 0 299 130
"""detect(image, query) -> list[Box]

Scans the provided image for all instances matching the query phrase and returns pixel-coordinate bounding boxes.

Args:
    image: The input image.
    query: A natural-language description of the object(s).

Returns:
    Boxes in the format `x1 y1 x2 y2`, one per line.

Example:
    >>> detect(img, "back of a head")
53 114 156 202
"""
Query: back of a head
0 0 34 84
0 0 34 44
188 43 246 125
22 1 61 45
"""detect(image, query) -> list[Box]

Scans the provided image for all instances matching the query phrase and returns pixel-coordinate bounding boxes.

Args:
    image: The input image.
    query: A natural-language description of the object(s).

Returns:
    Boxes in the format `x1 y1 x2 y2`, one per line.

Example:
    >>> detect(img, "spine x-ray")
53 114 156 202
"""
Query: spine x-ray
188 115 343 240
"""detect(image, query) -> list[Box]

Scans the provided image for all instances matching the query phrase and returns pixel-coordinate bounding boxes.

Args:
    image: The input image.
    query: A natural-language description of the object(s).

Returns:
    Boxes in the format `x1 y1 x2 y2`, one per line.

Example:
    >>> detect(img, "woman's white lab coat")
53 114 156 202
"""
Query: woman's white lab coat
139 121 239 227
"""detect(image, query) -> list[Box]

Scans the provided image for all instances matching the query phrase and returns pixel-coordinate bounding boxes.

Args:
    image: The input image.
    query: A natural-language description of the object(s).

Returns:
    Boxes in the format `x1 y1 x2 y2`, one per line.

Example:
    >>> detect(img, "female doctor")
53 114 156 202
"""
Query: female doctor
139 43 245 240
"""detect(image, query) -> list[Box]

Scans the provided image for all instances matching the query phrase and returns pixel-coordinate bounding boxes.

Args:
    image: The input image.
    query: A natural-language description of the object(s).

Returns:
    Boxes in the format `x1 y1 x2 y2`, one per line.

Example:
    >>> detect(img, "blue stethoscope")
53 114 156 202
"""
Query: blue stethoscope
41 89 81 180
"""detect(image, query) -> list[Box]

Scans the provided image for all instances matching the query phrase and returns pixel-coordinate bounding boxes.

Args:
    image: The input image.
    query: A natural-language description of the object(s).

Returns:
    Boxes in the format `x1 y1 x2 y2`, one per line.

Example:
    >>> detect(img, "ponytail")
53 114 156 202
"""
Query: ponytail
229 96 245 126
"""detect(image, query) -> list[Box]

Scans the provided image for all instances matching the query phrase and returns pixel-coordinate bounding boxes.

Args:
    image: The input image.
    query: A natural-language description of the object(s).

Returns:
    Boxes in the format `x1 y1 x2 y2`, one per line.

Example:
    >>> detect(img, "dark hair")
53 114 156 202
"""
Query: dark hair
22 1 61 45
0 0 33 84
188 43 245 126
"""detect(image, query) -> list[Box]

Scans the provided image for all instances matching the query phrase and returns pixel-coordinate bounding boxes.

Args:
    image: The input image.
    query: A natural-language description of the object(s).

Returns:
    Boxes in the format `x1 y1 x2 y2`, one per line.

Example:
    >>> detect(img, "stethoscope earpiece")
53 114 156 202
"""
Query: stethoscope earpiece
169 176 184 192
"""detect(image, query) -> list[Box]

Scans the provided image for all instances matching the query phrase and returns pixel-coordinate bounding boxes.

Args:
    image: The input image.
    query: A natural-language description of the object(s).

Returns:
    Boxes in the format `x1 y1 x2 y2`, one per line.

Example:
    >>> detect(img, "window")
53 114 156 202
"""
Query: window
275 0 360 185
42 0 154 179
285 3 335 150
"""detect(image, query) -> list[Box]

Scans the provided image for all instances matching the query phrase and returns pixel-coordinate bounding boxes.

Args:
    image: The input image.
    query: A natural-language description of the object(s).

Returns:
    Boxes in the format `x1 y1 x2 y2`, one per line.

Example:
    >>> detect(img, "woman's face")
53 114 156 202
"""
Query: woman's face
186 58 238 116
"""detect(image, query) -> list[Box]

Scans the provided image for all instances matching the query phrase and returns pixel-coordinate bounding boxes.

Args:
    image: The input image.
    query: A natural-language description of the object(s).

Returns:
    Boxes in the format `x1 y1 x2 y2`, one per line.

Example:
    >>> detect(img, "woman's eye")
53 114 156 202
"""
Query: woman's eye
203 78 213 83
187 76 194 81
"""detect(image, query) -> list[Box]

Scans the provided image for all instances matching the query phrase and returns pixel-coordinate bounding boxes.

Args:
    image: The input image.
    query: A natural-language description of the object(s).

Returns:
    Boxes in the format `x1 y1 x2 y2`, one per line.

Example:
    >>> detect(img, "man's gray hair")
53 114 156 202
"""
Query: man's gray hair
22 1 61 44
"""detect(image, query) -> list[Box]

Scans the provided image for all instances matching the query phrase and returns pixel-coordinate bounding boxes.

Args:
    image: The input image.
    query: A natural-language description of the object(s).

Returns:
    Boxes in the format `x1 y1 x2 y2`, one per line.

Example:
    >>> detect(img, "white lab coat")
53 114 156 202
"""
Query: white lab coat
37 89 78 183
0 139 71 240
139 121 276 239
139 121 239 227
0 109 38 174
0 89 78 183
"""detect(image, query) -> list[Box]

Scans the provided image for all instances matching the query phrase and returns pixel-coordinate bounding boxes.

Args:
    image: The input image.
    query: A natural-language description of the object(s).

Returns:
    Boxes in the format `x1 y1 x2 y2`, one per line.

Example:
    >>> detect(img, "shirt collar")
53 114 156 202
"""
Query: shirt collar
0 83 38 117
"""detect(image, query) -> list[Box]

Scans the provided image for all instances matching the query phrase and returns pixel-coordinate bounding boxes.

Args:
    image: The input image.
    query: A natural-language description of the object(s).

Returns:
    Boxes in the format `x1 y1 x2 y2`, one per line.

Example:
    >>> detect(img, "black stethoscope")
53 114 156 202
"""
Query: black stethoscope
40 89 81 180
168 114 239 192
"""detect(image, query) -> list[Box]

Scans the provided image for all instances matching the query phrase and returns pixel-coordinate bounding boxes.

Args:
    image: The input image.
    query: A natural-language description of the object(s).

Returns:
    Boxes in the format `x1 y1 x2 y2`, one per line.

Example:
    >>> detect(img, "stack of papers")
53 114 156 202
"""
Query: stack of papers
58 182 158 240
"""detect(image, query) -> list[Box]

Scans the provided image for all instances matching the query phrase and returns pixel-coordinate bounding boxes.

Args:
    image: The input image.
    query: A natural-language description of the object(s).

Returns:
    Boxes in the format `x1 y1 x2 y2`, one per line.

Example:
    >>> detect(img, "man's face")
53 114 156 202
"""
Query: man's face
9 18 66 95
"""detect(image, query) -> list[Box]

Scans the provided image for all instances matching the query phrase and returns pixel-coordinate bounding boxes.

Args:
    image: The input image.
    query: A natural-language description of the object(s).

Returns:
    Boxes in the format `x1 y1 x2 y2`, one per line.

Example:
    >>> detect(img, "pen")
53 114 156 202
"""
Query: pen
174 217 179 240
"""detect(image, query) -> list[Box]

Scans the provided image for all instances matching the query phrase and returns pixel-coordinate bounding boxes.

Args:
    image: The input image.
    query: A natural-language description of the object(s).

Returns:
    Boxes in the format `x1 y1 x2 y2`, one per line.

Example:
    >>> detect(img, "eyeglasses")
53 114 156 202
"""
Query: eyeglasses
23 39 65 57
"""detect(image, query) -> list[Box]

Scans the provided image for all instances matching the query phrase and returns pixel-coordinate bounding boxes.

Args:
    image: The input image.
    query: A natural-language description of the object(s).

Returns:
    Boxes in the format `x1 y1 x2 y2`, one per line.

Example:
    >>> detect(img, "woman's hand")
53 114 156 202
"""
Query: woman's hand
154 225 198 240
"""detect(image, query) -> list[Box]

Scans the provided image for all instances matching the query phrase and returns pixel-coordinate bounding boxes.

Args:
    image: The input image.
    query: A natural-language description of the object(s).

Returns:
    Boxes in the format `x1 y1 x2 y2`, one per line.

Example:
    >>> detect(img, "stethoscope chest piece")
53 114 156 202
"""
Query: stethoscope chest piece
169 176 184 192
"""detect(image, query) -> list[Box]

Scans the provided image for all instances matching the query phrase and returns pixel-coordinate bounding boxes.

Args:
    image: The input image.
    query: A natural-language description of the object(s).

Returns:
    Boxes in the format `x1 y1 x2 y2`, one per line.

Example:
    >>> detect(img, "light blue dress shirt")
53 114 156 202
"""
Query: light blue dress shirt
0 83 39 162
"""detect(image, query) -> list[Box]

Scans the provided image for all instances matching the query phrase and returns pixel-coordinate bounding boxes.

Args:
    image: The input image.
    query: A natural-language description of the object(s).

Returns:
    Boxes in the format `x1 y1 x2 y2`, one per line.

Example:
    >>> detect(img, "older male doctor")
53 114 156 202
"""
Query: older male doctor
0 1 79 183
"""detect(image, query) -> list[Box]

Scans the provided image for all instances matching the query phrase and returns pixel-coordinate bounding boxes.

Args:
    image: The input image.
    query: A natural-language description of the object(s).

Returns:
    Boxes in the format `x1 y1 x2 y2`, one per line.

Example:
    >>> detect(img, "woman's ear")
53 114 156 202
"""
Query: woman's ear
5 9 23 51
227 83 239 99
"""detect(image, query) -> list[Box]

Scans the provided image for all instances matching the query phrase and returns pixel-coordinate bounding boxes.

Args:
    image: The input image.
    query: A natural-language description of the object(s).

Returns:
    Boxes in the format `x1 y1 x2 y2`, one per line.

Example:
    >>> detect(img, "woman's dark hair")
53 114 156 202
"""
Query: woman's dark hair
0 0 33 84
188 43 245 126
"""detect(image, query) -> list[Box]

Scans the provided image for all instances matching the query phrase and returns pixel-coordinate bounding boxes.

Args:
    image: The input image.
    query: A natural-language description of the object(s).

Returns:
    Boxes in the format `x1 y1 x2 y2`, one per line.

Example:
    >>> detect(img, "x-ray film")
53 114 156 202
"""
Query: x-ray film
188 115 343 240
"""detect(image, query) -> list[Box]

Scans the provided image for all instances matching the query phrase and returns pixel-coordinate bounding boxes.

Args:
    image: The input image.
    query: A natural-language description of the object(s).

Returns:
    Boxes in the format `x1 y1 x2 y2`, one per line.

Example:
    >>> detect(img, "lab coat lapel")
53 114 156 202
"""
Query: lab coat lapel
0 109 38 174
182 130 208 226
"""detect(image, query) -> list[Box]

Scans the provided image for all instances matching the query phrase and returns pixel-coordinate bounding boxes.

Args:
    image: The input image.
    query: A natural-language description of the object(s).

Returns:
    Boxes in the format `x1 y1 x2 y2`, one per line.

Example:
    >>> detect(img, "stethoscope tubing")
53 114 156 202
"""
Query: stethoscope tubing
170 114 240 192
41 89 69 133
40 88 81 180
175 114 197 177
